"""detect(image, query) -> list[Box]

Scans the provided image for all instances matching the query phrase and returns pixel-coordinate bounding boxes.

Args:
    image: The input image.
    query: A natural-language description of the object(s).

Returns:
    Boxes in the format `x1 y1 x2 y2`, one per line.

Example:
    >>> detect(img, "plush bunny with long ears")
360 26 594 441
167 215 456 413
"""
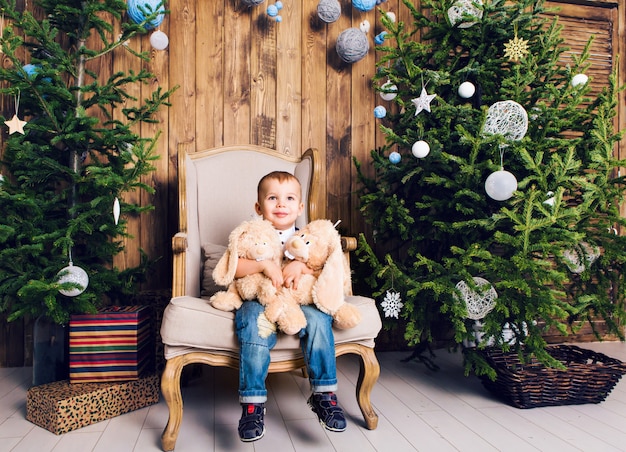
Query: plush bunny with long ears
210 218 306 335
280 219 361 329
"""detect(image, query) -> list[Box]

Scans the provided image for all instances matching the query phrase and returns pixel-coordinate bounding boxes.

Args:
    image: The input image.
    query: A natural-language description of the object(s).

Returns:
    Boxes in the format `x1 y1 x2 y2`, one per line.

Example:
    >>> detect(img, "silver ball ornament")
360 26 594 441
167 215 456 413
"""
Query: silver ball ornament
380 80 397 101
57 263 89 297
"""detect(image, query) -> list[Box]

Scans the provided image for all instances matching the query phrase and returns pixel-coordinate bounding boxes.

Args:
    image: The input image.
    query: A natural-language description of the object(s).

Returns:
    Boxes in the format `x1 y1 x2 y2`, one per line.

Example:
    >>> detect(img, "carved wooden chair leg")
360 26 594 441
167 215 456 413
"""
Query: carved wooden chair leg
161 355 185 452
355 346 380 430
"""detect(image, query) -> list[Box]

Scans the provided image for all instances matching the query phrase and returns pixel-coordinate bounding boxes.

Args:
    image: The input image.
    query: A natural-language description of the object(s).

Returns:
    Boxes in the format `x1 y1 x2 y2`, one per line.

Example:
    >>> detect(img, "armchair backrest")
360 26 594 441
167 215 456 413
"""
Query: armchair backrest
176 143 324 297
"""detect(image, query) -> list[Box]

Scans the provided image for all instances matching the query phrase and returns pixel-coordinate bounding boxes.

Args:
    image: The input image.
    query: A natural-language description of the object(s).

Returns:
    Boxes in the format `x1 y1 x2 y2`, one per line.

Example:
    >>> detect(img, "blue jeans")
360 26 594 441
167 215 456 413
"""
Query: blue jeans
235 301 338 403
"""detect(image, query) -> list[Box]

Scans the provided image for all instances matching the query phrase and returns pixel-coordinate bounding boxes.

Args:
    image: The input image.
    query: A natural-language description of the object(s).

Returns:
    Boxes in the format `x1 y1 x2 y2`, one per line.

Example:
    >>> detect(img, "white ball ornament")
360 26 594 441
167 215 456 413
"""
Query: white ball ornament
150 30 169 50
384 11 396 23
571 73 588 88
380 80 398 101
485 169 518 201
411 140 430 158
458 81 475 98
57 263 89 297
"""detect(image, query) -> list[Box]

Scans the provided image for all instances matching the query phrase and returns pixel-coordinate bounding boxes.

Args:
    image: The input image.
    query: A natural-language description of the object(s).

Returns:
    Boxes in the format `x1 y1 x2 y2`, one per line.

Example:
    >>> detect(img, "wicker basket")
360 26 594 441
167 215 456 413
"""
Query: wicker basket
474 345 626 409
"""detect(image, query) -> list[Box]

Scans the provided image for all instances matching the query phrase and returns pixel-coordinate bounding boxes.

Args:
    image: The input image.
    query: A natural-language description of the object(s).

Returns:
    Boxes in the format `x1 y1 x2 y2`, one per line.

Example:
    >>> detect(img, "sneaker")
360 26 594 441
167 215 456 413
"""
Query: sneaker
238 403 266 442
307 392 347 432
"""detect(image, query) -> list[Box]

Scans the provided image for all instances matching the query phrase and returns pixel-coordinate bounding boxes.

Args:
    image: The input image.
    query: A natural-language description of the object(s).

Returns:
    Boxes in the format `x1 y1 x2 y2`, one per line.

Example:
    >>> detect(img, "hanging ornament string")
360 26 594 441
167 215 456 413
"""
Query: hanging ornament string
4 90 27 135
381 272 403 318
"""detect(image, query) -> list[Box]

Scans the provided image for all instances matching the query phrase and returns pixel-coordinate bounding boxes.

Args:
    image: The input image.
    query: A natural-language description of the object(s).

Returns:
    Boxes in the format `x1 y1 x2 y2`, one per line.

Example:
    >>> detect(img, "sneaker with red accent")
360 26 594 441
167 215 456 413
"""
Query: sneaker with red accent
238 403 266 442
307 392 347 432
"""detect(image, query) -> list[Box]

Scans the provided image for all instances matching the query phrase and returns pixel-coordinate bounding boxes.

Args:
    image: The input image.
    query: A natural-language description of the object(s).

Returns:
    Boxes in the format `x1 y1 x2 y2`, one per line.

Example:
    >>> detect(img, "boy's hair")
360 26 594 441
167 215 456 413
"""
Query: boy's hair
257 171 302 199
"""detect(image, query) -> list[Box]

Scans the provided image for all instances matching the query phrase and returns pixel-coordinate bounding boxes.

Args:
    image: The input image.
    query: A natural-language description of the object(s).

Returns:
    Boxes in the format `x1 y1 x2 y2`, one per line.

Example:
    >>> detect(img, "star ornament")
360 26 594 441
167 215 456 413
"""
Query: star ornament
4 114 27 135
503 35 529 62
411 87 437 116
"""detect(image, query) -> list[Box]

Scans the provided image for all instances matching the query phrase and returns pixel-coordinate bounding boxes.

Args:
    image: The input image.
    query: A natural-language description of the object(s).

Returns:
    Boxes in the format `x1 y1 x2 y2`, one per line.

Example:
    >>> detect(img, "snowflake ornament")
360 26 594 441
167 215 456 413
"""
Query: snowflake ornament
411 86 437 115
381 290 403 318
503 33 529 62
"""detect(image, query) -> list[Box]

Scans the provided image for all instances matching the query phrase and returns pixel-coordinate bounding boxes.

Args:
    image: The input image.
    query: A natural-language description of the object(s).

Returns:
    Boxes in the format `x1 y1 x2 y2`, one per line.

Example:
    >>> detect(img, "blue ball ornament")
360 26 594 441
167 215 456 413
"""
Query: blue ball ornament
389 151 401 164
374 106 387 118
22 64 39 79
352 0 377 12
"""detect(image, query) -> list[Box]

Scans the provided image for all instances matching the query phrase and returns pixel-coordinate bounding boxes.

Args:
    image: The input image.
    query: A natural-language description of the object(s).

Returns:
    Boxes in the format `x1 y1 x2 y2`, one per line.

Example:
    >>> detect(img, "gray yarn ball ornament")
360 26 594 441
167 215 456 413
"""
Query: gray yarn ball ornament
241 0 265 6
336 28 369 63
318 0 341 23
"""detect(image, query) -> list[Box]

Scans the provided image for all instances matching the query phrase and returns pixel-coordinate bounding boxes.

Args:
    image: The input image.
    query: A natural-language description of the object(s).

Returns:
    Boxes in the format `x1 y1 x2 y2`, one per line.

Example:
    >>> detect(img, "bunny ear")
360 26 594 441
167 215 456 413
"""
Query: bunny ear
212 249 234 286
313 238 346 314
212 222 245 286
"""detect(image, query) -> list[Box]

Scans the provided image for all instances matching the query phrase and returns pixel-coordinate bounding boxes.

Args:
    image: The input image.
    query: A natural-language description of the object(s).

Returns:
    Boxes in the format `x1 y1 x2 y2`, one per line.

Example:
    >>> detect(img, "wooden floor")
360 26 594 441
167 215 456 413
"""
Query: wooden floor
1 342 625 452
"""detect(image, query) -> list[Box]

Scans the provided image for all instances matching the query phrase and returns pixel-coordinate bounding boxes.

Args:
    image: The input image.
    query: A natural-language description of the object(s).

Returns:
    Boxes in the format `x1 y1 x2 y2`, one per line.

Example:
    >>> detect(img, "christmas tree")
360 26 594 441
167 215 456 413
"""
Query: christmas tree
356 0 626 376
0 0 174 324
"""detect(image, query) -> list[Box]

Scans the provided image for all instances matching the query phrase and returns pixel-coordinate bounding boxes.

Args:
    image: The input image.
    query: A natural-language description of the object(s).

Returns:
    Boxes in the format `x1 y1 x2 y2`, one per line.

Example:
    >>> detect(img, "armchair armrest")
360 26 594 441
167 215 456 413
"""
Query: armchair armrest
341 236 357 253
172 232 188 298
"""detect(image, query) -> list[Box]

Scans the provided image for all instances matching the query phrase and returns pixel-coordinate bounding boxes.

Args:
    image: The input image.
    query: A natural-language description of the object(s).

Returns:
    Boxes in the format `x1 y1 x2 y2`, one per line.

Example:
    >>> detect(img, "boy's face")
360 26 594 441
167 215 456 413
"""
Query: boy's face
255 178 304 231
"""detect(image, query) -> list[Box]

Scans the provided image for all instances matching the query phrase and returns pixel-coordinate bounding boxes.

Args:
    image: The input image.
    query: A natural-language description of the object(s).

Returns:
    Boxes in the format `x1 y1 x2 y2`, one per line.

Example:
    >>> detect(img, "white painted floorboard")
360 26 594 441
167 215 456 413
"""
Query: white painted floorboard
0 342 625 452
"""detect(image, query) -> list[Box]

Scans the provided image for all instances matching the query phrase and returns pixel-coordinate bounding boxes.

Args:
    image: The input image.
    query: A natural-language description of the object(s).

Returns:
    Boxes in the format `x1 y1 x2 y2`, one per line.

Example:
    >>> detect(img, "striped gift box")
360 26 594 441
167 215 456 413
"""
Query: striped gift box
69 306 152 383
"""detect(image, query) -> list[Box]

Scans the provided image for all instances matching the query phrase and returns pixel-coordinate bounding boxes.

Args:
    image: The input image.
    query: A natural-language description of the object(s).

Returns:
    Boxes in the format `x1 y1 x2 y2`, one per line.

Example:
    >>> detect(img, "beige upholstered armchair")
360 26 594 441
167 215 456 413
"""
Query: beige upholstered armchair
159 144 382 451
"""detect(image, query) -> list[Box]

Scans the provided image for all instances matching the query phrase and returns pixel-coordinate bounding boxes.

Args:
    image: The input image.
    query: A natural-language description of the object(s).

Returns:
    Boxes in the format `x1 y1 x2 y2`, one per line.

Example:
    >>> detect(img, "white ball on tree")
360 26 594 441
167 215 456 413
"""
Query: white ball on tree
411 140 430 158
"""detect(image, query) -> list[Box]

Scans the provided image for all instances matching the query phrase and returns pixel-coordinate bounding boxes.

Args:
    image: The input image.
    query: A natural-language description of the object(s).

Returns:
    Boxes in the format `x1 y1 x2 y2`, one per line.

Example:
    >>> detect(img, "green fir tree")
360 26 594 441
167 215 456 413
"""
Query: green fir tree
356 0 626 376
0 0 175 324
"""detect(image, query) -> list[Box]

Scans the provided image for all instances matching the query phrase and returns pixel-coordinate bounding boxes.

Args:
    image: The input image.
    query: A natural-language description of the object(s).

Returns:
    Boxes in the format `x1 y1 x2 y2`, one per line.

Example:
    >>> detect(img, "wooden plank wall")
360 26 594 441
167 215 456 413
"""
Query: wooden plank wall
1 0 625 365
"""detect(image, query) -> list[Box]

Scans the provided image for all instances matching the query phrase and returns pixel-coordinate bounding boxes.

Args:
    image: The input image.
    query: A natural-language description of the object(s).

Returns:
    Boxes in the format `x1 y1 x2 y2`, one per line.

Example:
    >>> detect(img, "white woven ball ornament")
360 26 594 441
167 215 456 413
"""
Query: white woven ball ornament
447 0 483 29
412 140 430 158
336 28 370 63
241 0 266 6
458 81 475 98
317 0 341 23
56 263 89 297
571 73 588 88
485 169 517 201
483 100 528 141
455 277 497 320
563 242 600 274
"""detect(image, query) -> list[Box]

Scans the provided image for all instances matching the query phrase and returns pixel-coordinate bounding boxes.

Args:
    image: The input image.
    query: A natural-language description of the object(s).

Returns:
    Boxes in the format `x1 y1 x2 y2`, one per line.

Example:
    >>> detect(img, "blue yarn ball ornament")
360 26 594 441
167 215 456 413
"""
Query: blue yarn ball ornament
127 0 165 30
352 0 377 12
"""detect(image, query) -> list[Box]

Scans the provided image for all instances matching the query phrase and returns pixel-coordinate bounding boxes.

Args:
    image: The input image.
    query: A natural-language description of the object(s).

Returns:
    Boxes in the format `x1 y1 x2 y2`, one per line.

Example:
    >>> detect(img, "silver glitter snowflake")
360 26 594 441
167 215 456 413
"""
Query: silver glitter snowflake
381 290 403 318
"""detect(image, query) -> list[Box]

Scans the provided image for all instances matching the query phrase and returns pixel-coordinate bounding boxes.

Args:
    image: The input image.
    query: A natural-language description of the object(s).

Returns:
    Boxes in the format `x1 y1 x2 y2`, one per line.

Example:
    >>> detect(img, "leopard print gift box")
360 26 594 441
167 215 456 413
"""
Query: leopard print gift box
26 373 159 435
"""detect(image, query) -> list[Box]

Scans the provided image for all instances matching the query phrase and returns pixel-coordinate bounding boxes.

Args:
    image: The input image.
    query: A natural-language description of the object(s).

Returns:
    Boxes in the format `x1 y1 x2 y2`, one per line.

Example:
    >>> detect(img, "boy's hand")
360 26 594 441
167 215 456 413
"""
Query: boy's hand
282 260 313 290
261 260 284 289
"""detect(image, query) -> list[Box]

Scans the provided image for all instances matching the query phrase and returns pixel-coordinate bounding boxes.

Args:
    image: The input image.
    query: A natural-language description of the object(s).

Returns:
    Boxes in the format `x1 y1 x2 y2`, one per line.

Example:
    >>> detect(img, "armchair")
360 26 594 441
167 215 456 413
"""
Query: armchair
159 143 382 451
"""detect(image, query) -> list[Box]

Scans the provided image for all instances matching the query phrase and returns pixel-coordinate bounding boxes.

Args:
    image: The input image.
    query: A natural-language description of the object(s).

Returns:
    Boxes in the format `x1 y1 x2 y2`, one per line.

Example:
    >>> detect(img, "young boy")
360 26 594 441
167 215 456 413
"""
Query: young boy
234 170 346 442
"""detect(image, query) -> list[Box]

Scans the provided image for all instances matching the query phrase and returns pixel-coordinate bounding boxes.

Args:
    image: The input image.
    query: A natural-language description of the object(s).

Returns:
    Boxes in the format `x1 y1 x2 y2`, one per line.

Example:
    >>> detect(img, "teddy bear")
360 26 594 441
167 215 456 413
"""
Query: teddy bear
280 219 362 329
209 218 307 335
